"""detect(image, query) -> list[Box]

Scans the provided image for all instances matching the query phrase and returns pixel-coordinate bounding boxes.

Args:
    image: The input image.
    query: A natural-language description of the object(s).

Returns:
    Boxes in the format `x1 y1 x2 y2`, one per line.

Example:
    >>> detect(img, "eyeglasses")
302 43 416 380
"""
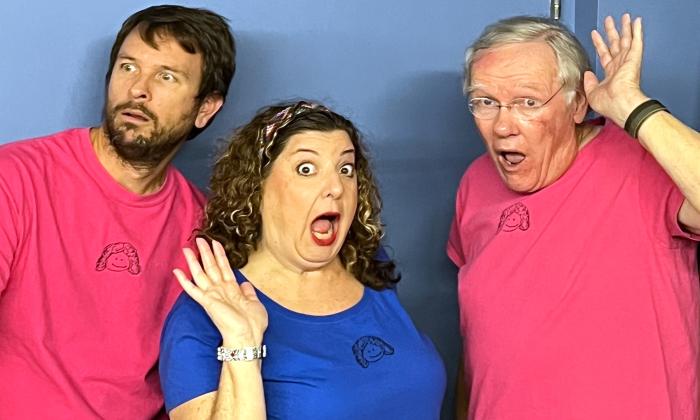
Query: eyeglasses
467 84 565 120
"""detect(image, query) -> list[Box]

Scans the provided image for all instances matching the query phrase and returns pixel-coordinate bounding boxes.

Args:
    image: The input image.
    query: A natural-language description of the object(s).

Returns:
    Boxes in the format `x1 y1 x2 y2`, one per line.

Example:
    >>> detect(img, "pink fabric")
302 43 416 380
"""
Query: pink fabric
0 128 205 419
448 121 699 420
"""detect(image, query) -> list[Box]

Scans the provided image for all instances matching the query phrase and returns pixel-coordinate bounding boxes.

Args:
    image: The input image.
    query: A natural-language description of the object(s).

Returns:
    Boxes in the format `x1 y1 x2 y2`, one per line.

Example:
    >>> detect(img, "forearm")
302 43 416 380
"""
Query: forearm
169 358 266 420
455 355 469 420
637 110 700 213
211 358 266 420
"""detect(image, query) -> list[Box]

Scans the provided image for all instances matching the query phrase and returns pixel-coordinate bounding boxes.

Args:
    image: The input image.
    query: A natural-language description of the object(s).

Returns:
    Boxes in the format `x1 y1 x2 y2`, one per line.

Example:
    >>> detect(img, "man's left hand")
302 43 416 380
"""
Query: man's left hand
583 13 649 128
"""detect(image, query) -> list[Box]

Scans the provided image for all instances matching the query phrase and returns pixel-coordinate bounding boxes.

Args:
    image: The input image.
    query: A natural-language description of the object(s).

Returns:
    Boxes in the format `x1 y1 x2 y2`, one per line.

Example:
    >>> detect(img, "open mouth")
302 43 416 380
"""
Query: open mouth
310 212 340 246
499 151 526 168
121 110 150 123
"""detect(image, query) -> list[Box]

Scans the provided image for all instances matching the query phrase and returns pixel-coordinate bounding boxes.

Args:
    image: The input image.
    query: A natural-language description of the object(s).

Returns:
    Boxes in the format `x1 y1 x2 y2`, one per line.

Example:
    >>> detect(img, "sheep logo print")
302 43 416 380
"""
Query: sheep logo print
352 336 394 368
95 242 142 275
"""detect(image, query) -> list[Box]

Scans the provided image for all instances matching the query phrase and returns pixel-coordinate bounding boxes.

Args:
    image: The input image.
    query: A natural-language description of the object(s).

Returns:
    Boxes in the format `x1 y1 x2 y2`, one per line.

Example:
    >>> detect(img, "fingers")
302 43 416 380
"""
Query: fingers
630 17 644 61
174 268 206 303
212 240 235 282
182 246 213 290
591 29 612 68
604 15 621 56
240 282 261 302
196 237 223 283
619 13 632 50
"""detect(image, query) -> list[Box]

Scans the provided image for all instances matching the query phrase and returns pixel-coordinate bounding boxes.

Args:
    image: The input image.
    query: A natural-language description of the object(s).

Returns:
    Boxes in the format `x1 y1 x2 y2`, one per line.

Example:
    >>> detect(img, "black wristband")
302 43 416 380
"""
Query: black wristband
623 99 668 139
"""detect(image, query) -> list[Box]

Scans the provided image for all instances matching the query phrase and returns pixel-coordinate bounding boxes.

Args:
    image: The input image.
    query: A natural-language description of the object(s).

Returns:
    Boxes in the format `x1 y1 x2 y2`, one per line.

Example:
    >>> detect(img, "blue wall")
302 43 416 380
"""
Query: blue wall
1 1 697 417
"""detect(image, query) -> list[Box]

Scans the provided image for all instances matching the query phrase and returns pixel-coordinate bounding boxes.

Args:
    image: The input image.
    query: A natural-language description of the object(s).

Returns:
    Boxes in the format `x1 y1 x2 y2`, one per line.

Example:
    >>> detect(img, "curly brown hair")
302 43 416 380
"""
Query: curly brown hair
201 101 399 290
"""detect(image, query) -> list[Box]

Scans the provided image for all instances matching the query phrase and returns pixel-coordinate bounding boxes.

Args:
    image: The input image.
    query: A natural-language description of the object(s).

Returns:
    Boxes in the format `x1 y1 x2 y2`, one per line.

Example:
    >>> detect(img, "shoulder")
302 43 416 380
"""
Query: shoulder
0 128 88 172
455 153 498 194
160 292 222 380
363 286 403 312
168 168 207 208
160 293 222 413
590 120 647 162
0 128 87 156
0 129 87 196
162 292 220 343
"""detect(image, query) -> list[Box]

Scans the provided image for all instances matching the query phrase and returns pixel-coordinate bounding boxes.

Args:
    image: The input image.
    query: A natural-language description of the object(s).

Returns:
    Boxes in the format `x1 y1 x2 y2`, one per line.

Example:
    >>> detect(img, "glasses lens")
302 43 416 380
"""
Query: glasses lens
513 108 535 120
468 100 496 119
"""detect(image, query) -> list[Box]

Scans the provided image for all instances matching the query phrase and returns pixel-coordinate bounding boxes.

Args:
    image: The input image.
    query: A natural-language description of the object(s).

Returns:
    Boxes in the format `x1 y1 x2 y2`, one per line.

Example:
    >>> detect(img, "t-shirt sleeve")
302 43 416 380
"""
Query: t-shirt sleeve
447 171 470 267
159 292 223 412
0 153 24 294
638 149 700 244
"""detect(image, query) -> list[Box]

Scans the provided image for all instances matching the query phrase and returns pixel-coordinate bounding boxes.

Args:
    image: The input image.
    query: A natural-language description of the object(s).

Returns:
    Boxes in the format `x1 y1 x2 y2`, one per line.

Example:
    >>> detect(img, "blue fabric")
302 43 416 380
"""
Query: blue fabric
160 270 446 419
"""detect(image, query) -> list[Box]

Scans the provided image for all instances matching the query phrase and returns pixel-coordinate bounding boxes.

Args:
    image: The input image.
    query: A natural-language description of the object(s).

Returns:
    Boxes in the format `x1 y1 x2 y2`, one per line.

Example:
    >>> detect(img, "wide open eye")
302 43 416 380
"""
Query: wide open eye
159 71 178 83
119 63 137 73
339 163 355 177
518 98 542 108
471 97 498 108
296 162 317 176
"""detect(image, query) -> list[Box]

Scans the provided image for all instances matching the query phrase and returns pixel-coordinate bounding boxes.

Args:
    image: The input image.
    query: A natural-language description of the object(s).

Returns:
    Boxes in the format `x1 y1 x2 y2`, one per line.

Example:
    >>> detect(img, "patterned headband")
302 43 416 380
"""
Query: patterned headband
257 101 329 171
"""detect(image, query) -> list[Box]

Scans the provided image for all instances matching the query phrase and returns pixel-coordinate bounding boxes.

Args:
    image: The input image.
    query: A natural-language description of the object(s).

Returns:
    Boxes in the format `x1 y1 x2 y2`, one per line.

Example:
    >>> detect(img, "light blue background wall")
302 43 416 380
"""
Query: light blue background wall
1 1 698 418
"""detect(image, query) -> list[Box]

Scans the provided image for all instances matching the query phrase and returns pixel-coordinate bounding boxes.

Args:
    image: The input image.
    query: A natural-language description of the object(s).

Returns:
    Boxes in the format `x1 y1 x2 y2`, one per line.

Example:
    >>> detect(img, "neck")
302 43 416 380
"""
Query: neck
240 249 363 315
241 249 351 290
576 121 602 150
89 125 181 195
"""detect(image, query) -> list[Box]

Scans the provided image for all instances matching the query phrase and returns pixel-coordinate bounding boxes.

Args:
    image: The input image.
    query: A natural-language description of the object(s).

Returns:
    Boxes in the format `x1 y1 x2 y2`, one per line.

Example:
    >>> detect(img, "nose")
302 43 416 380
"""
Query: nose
128 75 151 102
493 106 519 137
324 172 344 199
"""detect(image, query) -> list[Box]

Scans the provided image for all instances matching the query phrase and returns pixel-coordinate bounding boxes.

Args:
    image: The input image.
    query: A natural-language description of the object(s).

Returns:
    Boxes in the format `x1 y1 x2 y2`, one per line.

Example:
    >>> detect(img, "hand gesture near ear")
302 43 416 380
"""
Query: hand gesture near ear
174 238 268 347
583 13 650 127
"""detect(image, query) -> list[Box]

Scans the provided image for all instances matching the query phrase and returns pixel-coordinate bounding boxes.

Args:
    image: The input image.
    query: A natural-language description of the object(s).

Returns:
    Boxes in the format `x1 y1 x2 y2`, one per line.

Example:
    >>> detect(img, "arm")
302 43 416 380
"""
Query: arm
0 160 22 294
583 14 700 234
171 238 268 419
455 355 469 420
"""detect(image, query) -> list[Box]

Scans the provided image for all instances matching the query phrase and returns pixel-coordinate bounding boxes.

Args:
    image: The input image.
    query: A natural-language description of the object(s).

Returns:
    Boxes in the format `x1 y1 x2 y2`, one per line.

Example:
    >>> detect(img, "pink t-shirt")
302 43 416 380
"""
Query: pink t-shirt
448 121 699 419
0 128 205 419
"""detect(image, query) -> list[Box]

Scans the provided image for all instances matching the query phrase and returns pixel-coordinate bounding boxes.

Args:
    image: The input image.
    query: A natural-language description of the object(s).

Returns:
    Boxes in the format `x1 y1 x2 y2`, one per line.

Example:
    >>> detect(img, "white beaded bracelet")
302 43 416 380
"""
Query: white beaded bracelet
217 345 267 362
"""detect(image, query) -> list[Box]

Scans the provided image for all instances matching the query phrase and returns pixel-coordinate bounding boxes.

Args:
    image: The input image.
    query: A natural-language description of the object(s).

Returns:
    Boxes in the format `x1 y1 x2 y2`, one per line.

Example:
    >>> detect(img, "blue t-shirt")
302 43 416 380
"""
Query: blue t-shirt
160 270 446 419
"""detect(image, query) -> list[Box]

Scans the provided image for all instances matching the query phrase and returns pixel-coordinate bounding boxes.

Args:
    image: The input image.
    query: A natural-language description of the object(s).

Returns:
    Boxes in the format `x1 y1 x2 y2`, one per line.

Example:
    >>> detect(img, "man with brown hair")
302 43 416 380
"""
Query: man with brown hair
0 5 235 418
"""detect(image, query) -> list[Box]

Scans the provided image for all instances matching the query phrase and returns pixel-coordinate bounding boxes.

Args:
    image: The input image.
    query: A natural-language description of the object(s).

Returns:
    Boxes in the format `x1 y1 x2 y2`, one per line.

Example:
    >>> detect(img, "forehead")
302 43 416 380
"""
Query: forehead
118 28 203 76
281 129 354 156
470 41 559 90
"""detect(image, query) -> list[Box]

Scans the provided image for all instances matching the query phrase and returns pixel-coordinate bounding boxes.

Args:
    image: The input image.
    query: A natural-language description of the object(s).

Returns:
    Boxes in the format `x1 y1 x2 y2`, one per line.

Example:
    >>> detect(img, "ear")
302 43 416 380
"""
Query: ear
194 93 225 128
571 90 589 124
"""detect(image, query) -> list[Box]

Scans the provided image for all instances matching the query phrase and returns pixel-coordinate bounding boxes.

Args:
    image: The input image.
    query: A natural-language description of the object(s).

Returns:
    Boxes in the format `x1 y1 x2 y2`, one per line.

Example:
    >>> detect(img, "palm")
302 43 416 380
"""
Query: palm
175 238 268 345
584 14 648 126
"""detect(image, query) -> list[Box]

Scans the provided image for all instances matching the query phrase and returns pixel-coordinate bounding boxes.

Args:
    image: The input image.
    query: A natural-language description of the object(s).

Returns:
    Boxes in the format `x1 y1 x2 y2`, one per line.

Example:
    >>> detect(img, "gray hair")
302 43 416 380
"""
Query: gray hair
463 16 591 103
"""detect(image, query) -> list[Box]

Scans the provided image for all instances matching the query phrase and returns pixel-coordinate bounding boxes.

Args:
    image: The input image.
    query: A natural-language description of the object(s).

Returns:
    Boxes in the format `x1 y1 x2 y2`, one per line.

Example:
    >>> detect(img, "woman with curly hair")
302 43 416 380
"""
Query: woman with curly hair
159 101 445 419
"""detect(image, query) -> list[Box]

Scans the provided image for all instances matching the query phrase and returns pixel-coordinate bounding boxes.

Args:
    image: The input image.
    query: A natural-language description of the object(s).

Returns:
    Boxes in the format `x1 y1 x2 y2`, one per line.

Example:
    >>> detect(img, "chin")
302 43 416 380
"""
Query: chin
503 178 537 194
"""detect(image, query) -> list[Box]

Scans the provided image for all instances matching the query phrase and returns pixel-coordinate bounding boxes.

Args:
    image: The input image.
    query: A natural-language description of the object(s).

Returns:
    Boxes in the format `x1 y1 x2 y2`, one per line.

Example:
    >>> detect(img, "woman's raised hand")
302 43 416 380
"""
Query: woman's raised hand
174 238 268 347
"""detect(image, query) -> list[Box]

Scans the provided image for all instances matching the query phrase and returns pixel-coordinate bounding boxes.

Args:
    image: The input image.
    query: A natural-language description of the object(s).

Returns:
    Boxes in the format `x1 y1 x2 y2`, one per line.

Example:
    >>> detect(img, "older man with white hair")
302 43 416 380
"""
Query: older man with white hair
449 14 700 419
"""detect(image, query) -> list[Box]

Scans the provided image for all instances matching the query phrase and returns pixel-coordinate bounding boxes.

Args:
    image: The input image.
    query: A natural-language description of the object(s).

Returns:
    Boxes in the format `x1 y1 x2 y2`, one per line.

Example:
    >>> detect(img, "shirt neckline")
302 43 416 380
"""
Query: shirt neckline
233 269 371 323
76 127 177 207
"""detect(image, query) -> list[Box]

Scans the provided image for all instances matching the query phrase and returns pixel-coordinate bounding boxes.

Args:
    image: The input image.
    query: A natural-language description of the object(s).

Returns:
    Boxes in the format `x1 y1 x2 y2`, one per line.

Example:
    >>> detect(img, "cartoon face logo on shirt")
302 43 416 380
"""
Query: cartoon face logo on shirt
95 242 141 275
497 202 530 233
352 336 394 368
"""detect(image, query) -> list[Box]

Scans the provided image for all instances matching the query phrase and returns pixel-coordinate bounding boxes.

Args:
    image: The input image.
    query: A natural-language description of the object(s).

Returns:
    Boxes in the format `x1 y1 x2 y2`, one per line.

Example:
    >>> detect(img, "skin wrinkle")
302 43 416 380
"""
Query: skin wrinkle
470 41 587 193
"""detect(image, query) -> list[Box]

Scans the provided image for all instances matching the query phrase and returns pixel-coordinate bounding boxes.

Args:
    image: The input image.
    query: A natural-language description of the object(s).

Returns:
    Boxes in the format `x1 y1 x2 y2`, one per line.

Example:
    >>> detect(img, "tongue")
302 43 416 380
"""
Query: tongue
311 219 332 234
503 152 525 164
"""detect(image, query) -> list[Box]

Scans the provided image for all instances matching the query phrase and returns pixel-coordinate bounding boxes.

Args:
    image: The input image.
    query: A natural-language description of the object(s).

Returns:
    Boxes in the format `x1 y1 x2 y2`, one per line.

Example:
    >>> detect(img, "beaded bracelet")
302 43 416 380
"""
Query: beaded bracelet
217 345 267 362
624 99 668 139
